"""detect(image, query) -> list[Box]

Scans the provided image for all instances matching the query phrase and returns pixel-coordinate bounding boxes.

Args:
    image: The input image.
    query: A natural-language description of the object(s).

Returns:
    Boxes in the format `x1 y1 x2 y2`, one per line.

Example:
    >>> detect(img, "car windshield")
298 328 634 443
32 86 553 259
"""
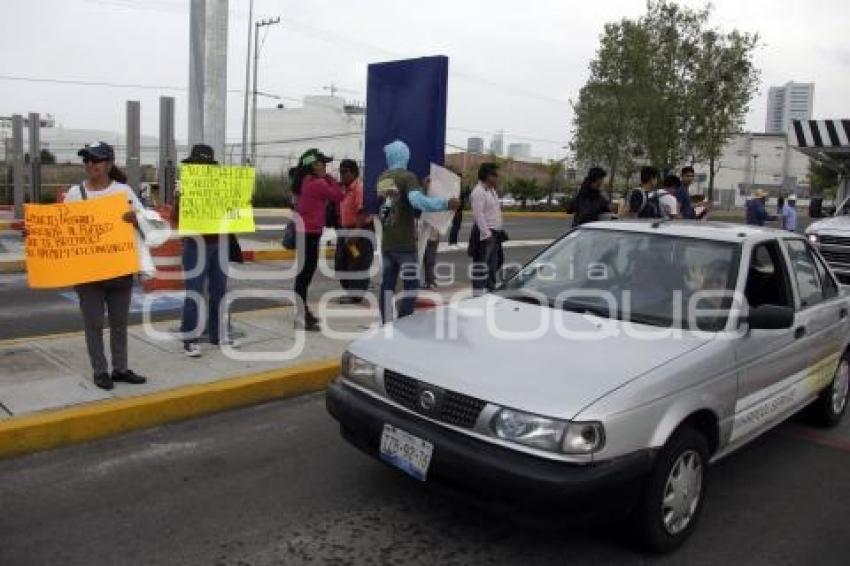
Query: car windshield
499 227 742 329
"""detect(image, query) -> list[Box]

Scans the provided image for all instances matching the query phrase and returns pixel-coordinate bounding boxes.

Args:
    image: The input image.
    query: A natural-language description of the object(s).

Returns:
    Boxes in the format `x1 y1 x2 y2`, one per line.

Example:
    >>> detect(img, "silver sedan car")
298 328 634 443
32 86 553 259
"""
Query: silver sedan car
326 221 850 552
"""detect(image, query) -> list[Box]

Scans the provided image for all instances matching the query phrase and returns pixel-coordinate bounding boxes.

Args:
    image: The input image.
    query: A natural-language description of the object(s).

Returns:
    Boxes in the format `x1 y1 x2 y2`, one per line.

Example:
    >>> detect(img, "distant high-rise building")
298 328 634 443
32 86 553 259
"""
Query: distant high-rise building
467 137 485 154
765 81 814 134
507 143 532 160
489 131 504 156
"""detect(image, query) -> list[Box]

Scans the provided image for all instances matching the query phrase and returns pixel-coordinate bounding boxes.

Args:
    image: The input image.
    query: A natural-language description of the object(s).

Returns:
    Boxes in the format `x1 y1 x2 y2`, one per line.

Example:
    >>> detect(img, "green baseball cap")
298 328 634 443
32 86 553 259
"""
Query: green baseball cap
299 148 333 167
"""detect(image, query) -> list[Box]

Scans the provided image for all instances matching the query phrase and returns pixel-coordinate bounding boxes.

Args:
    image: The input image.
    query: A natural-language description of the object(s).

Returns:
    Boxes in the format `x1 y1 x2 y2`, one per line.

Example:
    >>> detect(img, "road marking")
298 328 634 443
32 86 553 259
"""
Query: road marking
784 425 850 454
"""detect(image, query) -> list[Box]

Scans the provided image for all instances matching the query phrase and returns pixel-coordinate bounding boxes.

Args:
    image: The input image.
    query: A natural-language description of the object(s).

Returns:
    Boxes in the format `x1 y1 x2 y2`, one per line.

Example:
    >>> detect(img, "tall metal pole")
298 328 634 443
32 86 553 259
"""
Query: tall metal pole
159 97 177 206
203 0 228 163
188 0 206 149
27 113 41 204
11 115 24 218
251 17 280 166
240 0 254 165
126 101 141 194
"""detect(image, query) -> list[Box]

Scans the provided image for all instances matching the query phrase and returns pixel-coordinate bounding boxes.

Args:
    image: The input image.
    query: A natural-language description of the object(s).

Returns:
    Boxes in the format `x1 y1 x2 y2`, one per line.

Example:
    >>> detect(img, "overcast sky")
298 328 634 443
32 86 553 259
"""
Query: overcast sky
2 0 848 160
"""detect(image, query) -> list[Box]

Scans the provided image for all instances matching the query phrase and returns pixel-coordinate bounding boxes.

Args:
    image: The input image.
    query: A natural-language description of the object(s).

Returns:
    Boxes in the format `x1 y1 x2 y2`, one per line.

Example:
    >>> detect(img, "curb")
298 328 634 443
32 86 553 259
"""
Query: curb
0 219 23 231
502 211 567 219
0 358 340 460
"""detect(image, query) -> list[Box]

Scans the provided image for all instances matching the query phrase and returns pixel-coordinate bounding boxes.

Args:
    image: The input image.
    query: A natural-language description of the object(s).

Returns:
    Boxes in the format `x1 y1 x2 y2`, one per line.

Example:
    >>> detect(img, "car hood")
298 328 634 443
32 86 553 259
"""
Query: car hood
808 215 850 234
349 296 713 420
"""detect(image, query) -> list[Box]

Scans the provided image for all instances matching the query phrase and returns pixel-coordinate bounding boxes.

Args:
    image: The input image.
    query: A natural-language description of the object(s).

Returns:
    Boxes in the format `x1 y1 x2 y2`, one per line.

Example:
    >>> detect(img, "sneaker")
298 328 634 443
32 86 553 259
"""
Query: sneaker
215 337 240 348
183 342 202 358
112 369 147 385
93 372 114 391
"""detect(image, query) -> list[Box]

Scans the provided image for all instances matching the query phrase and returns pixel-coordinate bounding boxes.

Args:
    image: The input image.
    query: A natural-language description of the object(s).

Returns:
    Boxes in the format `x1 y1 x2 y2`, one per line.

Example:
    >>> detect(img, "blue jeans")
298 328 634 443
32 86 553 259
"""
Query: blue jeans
180 238 227 344
380 251 419 323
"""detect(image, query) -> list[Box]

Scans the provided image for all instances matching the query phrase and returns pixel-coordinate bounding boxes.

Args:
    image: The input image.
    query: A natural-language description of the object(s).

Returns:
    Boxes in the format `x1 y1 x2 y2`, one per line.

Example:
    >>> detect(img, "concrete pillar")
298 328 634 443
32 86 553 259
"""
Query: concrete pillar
203 0 228 163
188 0 206 149
126 101 141 194
11 115 25 218
27 113 41 204
158 97 177 205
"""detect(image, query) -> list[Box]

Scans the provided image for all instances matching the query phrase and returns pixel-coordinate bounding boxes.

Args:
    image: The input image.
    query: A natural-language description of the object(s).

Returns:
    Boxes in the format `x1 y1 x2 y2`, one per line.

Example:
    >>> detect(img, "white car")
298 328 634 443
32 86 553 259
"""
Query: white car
498 196 517 207
327 221 850 552
807 194 850 283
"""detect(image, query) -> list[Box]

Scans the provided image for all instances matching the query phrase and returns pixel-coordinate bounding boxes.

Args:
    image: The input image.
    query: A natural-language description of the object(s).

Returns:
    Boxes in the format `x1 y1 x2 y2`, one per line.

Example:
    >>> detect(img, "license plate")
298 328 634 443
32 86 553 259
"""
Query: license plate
379 424 434 481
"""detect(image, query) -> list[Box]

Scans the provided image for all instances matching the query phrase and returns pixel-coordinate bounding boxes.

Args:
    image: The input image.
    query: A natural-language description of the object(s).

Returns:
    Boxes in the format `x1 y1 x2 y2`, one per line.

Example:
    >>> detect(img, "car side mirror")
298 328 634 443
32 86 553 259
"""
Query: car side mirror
746 305 794 330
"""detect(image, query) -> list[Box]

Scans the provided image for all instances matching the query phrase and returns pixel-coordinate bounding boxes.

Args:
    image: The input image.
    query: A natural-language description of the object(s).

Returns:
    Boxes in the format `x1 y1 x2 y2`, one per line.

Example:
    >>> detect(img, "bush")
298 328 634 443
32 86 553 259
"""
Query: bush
253 174 292 208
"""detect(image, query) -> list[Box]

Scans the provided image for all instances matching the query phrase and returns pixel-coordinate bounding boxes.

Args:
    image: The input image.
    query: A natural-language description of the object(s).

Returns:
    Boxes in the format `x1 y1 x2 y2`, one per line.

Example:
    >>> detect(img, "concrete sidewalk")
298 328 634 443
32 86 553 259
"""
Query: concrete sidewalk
0 287 463 458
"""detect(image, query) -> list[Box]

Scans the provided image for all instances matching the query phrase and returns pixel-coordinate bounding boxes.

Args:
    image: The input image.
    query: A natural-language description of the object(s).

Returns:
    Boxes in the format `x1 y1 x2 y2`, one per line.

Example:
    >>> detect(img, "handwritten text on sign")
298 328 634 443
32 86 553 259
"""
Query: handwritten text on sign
178 165 256 234
24 194 139 288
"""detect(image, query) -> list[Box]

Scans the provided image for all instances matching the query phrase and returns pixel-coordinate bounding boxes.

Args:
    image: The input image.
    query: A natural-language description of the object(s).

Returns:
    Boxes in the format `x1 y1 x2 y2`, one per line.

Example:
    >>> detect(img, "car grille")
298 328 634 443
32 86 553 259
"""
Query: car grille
383 370 487 429
818 235 850 247
819 247 850 266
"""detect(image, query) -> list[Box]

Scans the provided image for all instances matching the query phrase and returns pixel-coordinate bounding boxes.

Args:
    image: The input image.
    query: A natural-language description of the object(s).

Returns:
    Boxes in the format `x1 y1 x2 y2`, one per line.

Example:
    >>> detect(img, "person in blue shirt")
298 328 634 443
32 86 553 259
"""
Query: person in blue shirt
745 190 777 226
670 168 695 220
781 195 798 232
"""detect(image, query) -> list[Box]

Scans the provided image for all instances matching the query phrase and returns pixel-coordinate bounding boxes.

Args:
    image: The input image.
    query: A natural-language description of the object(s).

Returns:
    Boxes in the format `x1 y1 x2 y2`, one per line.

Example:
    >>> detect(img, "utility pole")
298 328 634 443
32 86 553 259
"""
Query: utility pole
188 0 206 149
251 16 280 166
27 113 41 204
203 0 228 162
240 0 254 165
159 97 177 205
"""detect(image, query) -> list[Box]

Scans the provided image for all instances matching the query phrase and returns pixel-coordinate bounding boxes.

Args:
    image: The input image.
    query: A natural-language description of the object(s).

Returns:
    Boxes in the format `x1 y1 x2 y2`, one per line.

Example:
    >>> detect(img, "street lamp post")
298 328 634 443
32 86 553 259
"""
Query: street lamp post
752 153 759 190
251 16 280 166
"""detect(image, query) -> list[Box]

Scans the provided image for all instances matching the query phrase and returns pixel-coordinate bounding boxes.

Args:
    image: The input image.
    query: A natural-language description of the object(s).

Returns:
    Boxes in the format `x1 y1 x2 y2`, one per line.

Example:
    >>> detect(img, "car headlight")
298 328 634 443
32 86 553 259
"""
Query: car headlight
490 408 569 452
808 233 819 244
341 351 378 390
562 422 606 454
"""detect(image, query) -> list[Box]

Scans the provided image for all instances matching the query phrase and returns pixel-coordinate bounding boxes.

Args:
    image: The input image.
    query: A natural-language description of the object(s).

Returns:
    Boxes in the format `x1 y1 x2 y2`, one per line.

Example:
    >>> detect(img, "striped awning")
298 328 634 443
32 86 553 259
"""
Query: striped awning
789 119 850 149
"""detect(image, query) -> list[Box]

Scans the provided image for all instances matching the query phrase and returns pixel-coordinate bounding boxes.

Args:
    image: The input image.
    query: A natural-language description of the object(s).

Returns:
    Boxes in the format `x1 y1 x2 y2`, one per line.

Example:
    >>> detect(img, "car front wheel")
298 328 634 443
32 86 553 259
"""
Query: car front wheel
630 426 709 553
809 356 849 427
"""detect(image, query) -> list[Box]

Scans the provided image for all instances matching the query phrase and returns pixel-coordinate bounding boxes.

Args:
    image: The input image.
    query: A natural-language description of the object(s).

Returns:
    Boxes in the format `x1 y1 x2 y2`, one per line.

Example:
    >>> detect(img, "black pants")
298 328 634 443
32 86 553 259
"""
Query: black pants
335 235 374 293
74 275 134 375
472 236 504 294
294 233 321 318
449 211 462 245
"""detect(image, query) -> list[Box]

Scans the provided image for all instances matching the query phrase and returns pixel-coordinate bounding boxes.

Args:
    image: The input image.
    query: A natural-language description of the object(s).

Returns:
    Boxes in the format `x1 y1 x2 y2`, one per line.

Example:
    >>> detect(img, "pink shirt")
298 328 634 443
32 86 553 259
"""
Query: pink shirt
295 175 345 234
339 178 364 228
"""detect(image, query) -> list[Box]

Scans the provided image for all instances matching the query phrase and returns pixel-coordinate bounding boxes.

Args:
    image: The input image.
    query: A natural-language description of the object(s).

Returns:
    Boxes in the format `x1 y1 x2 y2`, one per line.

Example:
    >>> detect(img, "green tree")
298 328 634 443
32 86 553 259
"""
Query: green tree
508 178 543 208
688 28 760 200
39 149 57 164
573 0 759 199
809 159 839 199
544 160 565 204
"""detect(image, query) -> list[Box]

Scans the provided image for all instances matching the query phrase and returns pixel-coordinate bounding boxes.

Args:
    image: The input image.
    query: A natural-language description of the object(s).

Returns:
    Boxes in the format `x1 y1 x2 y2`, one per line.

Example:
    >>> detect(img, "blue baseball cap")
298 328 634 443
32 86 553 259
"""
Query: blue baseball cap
77 141 115 161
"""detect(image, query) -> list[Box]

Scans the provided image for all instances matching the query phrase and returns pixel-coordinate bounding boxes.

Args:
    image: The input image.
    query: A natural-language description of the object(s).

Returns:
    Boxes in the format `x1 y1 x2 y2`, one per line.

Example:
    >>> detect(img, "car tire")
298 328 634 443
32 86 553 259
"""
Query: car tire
808 355 850 428
629 426 709 554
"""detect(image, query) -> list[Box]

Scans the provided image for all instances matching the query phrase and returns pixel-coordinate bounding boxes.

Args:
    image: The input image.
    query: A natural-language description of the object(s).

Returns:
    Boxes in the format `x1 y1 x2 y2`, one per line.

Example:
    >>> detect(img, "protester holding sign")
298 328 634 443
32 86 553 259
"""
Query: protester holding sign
36 142 151 390
290 149 345 331
173 144 240 357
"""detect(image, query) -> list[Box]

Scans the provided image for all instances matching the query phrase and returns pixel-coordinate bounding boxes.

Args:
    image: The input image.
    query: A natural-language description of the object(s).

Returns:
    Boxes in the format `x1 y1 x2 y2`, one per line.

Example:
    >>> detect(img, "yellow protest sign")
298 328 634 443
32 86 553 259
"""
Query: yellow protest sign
24 195 139 289
178 164 256 234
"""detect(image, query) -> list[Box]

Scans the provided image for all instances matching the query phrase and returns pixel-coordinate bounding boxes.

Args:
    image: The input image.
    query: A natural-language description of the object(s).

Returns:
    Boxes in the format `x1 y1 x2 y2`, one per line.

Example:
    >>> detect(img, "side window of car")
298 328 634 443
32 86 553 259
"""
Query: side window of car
785 239 824 308
744 242 793 309
810 245 839 300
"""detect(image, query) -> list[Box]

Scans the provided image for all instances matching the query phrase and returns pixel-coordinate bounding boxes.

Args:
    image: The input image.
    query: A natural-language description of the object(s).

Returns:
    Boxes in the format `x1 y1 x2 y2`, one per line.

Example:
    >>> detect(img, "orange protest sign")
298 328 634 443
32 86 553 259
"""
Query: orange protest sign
24 194 139 288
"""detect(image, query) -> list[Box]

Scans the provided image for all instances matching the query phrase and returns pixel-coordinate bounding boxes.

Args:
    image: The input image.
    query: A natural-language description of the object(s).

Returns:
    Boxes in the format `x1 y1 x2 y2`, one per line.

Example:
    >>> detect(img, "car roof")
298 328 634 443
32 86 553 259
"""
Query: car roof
582 220 805 244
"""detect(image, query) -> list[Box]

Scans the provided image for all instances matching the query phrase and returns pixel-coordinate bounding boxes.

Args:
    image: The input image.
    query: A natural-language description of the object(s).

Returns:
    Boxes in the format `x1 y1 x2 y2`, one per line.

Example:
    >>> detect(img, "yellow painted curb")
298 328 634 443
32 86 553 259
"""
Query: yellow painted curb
251 247 334 262
0 259 25 274
503 211 569 219
0 358 340 459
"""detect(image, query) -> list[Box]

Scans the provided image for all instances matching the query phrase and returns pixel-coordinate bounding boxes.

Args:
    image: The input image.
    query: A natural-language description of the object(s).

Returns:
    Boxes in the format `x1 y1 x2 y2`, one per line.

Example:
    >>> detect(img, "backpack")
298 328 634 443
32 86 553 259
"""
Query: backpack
627 189 663 219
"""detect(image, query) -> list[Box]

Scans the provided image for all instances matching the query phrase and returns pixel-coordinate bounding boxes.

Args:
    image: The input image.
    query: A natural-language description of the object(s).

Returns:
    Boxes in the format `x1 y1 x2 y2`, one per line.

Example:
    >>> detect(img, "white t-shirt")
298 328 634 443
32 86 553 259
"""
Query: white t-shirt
64 181 168 276
64 181 144 212
650 190 679 218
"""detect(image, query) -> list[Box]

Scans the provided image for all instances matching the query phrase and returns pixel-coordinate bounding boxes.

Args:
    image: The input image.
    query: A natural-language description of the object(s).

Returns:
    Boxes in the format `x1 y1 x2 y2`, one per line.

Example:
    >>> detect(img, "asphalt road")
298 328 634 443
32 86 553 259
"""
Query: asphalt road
0 391 847 565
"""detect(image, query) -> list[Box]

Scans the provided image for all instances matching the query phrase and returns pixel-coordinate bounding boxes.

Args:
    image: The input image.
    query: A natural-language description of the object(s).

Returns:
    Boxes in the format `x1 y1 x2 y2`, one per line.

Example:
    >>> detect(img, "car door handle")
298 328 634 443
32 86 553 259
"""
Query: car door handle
794 326 807 339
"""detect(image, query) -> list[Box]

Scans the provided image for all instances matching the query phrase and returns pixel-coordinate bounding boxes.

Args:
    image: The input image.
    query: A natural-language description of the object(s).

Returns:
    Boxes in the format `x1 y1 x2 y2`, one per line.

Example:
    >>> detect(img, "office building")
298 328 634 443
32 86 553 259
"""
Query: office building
467 137 485 154
765 81 814 134
489 131 504 156
507 142 532 160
